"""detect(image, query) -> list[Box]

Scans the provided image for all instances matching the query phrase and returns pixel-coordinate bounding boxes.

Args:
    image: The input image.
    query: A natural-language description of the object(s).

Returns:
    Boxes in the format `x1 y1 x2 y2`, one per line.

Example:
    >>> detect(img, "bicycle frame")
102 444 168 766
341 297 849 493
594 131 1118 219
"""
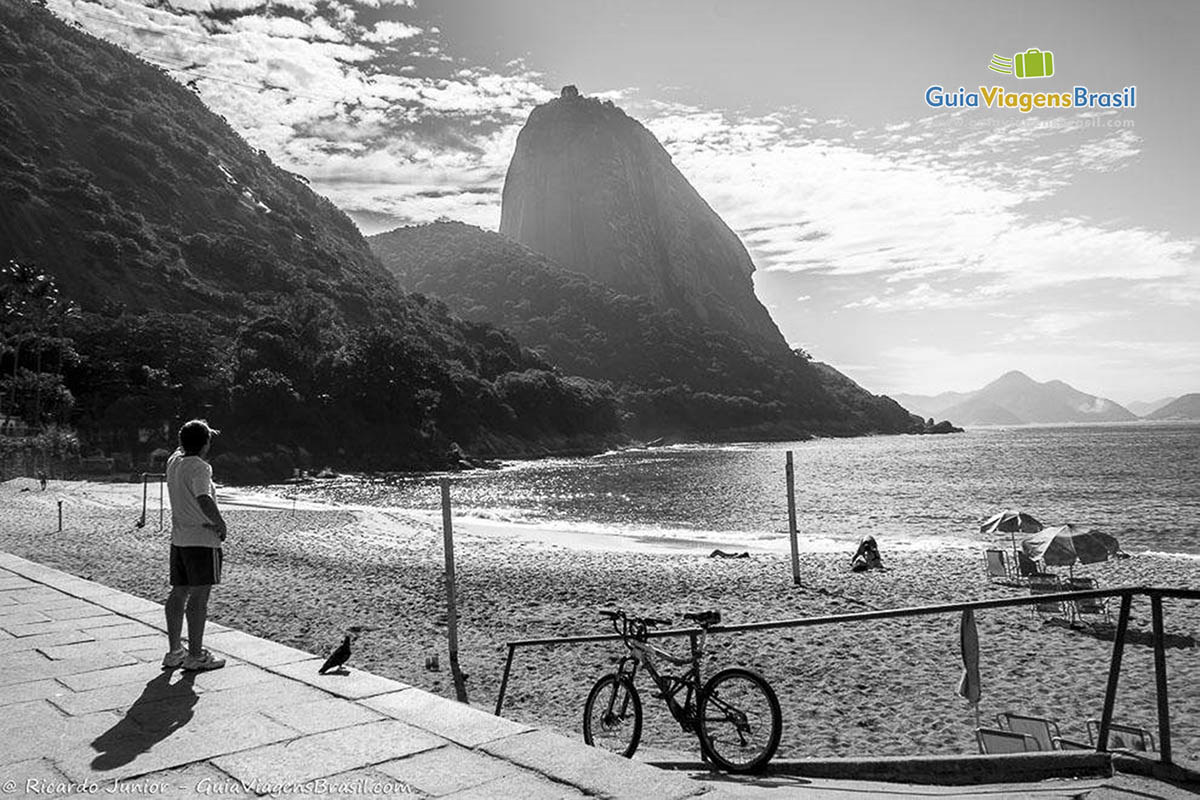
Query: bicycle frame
616 626 709 731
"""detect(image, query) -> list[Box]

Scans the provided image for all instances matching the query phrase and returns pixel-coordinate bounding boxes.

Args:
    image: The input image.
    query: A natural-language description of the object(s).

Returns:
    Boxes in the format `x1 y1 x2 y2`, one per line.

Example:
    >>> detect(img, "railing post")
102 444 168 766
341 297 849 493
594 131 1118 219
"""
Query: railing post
1150 593 1172 764
1098 593 1133 750
786 451 799 585
495 643 516 716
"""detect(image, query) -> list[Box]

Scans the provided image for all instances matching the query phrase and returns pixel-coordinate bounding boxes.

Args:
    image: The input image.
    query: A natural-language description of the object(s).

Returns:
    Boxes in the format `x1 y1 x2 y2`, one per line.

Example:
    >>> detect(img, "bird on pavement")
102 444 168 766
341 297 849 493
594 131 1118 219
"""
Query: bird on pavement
318 635 352 674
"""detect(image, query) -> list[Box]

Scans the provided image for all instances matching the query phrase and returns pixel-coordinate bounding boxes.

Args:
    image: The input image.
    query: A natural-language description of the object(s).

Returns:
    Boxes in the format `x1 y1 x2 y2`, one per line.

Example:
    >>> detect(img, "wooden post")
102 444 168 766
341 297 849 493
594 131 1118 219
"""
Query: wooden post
441 478 468 703
1150 593 1172 763
1099 593 1133 750
786 451 800 585
158 474 164 530
138 473 148 528
57 499 62 532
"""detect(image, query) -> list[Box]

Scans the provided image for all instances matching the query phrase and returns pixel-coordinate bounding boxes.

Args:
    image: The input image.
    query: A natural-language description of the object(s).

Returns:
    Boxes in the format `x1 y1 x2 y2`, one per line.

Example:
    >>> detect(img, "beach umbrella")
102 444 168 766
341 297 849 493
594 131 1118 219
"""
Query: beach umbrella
1020 524 1121 568
979 511 1044 535
957 608 981 726
980 511 1045 572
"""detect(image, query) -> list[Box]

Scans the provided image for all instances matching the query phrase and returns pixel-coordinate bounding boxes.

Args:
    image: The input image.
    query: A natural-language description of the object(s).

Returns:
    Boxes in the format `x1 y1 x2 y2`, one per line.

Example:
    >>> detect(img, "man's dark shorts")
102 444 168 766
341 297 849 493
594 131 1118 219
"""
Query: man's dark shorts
169 545 223 586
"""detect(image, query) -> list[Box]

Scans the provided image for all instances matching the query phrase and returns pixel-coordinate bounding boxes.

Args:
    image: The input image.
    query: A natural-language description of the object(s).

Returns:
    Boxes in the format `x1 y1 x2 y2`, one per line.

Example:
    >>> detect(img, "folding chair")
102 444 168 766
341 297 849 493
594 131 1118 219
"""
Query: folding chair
1065 576 1110 623
1053 737 1093 750
1028 574 1066 619
1086 719 1156 752
984 549 1012 582
996 712 1060 752
977 727 1041 754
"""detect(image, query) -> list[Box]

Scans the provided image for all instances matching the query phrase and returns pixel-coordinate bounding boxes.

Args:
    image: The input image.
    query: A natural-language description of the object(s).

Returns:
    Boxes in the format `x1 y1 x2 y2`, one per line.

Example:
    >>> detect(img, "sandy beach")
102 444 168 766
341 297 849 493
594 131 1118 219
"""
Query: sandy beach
2 476 1197 765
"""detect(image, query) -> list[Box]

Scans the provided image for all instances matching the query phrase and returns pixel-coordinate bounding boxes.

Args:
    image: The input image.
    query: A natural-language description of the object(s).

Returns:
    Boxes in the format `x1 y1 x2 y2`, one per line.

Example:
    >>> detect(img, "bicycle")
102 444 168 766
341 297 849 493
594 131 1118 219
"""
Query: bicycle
581 607 782 773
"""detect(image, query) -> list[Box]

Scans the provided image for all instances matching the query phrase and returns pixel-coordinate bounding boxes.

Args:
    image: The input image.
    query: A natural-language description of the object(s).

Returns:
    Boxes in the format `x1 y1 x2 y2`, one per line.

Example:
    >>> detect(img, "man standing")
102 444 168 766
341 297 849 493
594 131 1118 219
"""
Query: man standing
163 419 227 671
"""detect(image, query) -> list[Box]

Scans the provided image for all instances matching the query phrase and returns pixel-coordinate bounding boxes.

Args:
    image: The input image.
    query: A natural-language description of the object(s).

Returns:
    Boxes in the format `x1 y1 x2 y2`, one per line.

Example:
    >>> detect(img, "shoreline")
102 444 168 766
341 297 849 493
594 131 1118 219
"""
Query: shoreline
2 477 1197 765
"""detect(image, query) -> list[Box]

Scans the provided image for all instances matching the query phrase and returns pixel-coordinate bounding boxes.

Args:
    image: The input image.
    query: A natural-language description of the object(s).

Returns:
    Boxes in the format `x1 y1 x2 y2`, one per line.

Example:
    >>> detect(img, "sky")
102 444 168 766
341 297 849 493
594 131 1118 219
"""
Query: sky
47 0 1200 404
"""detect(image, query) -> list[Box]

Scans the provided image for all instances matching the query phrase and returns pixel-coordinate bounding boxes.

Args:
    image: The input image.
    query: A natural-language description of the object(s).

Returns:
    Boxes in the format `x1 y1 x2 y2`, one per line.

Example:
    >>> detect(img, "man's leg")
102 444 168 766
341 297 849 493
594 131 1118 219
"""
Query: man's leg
166 586 189 652
185 584 212 657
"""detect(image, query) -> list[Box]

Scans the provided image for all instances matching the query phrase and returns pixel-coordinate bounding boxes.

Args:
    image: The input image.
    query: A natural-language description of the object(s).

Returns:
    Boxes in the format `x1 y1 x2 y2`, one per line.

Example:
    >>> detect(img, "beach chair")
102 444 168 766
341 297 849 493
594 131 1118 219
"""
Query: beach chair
1053 737 1092 750
996 712 1060 752
1016 550 1042 578
1028 574 1066 619
1065 576 1110 623
984 549 1012 582
976 727 1041 754
1086 719 1156 752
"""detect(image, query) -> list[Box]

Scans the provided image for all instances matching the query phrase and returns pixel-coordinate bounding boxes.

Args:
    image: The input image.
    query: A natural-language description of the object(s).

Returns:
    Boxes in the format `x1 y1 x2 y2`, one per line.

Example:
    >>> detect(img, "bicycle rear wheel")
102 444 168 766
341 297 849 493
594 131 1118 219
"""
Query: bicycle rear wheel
696 667 782 773
582 675 642 758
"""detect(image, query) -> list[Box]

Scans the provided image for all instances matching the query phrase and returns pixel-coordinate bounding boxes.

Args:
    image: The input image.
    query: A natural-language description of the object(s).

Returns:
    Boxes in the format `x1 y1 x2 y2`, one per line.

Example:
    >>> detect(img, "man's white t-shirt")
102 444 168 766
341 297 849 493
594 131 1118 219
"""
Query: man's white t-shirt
166 451 220 548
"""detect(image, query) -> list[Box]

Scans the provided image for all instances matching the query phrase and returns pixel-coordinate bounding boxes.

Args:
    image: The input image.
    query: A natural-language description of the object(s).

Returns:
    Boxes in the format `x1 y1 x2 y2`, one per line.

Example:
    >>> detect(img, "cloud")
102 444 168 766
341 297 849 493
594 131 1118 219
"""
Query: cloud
641 106 1197 312
361 20 421 43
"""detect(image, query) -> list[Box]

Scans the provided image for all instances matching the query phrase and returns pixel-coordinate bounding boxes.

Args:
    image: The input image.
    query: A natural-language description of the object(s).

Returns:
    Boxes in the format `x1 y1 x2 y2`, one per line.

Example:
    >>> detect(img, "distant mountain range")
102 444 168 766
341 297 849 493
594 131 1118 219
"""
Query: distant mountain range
1145 393 1200 420
1125 397 1177 417
893 371 1137 425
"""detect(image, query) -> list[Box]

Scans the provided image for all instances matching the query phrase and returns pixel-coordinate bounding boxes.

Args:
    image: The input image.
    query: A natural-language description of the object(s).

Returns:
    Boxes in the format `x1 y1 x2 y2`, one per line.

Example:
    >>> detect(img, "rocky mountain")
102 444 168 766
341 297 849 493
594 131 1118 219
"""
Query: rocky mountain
904 371 1136 425
0 3 620 476
370 221 918 438
1126 397 1177 417
1145 393 1200 420
499 90 784 348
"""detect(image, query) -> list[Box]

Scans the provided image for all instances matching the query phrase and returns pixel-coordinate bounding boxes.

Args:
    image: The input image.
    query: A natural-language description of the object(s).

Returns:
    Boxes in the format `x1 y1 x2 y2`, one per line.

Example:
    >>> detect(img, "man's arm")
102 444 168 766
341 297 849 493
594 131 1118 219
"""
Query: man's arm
197 495 227 541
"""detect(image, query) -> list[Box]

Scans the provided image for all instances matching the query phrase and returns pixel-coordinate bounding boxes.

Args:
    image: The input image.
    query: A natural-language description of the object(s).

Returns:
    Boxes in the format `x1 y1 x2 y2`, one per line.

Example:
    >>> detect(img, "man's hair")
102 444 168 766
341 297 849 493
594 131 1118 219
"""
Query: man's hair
178 419 219 454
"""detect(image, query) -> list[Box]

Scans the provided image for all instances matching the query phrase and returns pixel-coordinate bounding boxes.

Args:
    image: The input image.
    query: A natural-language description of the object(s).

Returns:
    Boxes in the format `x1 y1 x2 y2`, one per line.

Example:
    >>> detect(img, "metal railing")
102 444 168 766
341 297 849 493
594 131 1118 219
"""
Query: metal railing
495 585 1200 765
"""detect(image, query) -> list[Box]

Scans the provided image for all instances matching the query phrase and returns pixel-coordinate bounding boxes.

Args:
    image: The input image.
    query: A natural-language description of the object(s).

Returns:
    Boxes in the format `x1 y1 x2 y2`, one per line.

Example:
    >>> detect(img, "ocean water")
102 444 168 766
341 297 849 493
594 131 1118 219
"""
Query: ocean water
285 422 1200 557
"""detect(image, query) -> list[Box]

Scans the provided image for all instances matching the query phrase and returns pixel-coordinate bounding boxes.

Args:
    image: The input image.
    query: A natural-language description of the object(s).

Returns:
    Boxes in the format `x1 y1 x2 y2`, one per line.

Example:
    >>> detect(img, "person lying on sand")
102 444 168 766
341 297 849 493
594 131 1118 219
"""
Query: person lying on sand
850 535 884 572
709 549 750 559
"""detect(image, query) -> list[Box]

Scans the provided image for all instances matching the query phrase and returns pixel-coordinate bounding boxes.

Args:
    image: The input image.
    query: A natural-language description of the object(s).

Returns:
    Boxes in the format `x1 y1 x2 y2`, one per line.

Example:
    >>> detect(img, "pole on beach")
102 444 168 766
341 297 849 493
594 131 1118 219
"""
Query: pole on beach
158 474 164 530
786 451 800 585
57 499 62 532
440 478 469 703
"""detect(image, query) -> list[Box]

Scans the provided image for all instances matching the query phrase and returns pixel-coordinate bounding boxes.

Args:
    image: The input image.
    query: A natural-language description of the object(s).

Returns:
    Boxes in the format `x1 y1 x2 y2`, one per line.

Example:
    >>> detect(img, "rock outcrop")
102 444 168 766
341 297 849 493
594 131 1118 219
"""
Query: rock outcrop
499 92 785 348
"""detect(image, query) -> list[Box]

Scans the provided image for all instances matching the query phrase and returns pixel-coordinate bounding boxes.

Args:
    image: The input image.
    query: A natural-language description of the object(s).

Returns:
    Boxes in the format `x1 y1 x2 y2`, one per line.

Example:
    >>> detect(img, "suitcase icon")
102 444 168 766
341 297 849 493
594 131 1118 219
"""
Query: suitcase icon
1014 48 1054 79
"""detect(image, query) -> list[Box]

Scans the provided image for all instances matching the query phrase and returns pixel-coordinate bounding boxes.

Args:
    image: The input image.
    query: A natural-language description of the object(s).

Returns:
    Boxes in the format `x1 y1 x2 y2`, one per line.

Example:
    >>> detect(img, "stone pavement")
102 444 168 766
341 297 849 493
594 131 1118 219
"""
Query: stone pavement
1 552 1193 799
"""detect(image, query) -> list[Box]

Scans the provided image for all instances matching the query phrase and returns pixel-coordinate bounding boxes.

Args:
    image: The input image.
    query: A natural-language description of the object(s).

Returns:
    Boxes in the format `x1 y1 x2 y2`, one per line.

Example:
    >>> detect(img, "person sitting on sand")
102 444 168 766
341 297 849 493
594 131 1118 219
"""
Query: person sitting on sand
850 535 883 572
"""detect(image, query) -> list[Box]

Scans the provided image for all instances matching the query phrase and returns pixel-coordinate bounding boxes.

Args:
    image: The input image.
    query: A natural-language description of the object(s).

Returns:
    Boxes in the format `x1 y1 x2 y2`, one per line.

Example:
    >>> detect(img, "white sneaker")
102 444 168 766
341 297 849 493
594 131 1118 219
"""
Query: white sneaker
182 649 226 671
162 647 186 669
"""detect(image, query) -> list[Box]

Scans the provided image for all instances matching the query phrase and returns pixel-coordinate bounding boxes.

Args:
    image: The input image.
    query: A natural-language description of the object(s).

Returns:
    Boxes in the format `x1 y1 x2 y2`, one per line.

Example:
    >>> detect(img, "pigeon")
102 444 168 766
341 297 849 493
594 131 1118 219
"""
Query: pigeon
319 635 352 674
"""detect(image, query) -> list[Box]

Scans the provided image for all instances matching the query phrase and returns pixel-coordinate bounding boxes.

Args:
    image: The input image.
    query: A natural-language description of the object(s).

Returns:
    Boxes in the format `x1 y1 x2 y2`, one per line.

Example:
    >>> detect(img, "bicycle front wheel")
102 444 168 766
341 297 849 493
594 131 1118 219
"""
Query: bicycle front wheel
696 667 782 772
582 674 642 758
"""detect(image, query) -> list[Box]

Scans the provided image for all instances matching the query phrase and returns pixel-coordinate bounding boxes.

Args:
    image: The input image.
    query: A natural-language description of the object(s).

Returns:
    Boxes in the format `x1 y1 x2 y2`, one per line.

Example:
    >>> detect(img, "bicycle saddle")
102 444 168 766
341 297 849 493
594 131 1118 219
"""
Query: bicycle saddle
683 610 721 627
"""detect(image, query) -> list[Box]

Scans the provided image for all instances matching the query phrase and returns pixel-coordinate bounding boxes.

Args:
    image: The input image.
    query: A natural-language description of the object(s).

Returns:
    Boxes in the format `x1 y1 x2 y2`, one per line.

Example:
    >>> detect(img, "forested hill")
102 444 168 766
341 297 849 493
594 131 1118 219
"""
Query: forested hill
0 0 385 321
370 221 918 438
0 2 621 479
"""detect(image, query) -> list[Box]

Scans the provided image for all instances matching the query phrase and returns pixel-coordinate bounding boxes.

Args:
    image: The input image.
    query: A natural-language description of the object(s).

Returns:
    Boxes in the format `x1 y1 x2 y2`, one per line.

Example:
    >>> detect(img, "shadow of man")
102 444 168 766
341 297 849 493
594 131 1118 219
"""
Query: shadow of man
91 671 198 771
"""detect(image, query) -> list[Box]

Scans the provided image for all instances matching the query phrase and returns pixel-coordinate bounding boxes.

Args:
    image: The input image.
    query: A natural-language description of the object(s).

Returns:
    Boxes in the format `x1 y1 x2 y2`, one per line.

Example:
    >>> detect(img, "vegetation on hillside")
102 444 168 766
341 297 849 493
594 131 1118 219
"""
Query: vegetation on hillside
372 222 917 438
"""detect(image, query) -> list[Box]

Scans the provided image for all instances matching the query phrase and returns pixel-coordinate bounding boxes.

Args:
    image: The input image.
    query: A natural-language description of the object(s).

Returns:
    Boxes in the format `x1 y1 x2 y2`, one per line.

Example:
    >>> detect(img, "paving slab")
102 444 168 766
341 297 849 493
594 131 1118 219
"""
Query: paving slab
0 650 138 688
260 766 423 800
0 628 95 655
0 757 74 796
213 720 446 787
55 708 297 784
0 678 70 707
202 629 315 667
267 657 411 699
259 695 386 735
376 746 529 797
364 689 534 748
443 771 589 800
482 729 705 800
